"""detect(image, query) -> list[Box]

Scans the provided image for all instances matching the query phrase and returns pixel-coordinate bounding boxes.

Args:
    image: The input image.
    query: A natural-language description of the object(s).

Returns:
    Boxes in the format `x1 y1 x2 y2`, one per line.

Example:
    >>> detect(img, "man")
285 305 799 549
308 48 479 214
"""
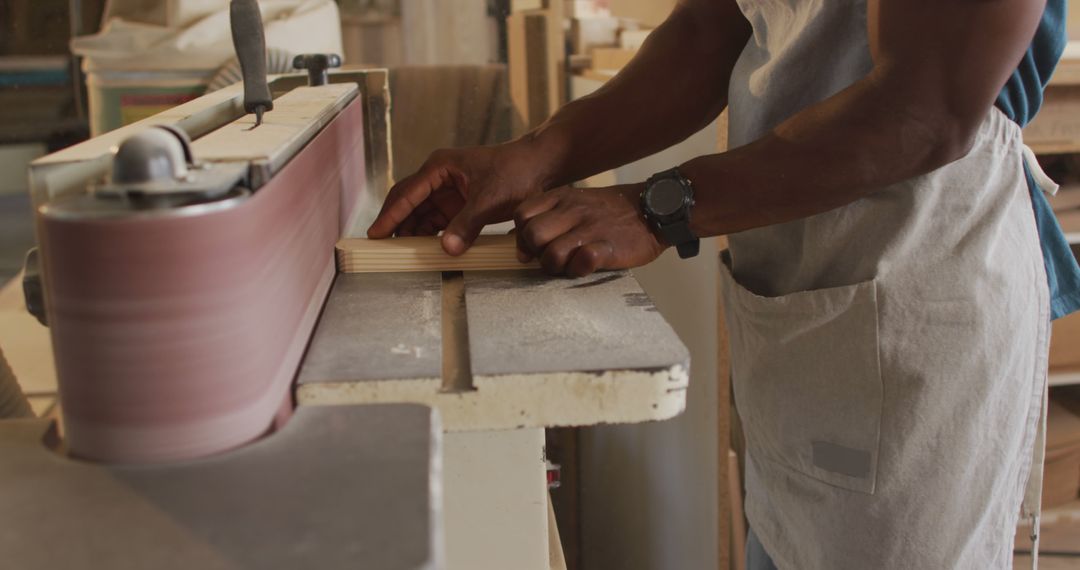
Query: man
370 0 1080 568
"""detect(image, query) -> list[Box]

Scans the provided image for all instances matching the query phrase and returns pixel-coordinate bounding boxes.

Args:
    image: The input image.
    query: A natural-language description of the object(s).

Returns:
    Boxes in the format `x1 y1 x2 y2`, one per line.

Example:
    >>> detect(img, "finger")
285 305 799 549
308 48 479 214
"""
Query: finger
506 227 535 263
566 241 614 278
396 210 422 237
429 186 466 217
540 231 589 276
416 209 450 236
519 209 580 259
512 227 533 263
514 192 560 262
505 226 531 262
368 166 448 239
442 201 487 256
513 192 560 229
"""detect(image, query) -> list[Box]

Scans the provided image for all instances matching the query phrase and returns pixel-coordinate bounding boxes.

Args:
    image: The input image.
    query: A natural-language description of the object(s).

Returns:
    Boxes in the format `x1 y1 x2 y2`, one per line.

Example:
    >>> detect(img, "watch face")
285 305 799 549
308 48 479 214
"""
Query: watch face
646 179 686 217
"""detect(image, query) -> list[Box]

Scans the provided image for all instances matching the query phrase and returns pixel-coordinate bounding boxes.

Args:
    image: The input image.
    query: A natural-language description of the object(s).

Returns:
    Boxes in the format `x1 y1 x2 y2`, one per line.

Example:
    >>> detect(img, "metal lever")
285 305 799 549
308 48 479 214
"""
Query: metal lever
293 54 342 87
23 249 45 327
230 0 273 128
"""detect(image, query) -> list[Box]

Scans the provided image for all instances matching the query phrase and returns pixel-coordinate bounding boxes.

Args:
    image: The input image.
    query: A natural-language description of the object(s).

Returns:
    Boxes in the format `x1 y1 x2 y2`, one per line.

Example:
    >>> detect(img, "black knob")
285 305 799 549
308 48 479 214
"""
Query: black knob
23 249 45 326
293 54 342 87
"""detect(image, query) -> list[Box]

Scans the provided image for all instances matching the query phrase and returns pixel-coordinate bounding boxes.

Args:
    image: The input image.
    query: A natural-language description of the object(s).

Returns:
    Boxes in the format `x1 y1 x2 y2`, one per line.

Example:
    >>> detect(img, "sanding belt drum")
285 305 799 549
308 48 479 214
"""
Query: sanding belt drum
36 98 366 463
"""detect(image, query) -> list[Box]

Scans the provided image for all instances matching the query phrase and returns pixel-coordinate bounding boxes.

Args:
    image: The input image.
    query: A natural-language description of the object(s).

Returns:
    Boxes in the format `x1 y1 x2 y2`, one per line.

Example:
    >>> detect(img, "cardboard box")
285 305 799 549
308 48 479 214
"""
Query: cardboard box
570 16 620 55
1045 392 1080 508
608 0 674 28
1068 0 1080 40
1051 309 1080 371
1024 85 1080 155
590 47 636 71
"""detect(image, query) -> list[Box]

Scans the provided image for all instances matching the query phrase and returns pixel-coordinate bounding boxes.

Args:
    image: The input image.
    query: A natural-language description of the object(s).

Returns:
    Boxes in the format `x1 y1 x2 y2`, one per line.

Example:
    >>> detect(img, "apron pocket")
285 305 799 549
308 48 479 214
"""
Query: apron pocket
720 251 883 494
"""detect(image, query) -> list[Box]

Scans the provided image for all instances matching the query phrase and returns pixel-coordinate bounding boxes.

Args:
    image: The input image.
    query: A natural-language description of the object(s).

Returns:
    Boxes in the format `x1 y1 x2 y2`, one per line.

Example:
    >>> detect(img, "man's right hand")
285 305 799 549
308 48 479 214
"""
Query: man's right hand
367 142 547 256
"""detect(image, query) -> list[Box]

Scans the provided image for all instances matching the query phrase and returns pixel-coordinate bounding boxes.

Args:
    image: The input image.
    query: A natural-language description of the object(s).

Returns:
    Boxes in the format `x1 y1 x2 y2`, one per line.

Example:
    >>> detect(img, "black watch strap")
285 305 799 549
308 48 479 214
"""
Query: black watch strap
659 221 699 259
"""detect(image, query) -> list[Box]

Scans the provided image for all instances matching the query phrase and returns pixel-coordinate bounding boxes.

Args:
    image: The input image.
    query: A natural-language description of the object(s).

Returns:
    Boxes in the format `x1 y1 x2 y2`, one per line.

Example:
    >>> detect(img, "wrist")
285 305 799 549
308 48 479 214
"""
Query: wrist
618 183 670 249
507 126 573 191
677 158 711 237
642 168 699 258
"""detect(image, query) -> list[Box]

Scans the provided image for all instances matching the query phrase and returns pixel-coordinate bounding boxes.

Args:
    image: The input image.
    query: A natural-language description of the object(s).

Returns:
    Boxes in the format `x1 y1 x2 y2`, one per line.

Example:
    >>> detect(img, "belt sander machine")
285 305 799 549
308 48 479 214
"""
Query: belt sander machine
2 3 690 568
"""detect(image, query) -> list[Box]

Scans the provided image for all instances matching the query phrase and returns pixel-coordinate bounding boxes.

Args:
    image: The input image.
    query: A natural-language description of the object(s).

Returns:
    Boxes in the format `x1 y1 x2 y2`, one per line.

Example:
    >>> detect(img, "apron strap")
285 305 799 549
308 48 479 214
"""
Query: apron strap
1019 136 1056 570
1022 144 1060 197
1021 383 1048 570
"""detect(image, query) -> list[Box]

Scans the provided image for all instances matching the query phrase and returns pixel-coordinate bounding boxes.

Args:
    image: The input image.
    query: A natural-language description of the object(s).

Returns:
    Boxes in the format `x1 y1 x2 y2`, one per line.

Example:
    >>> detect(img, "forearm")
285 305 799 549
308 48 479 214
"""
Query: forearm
681 0 1042 238
682 72 964 236
518 1 750 189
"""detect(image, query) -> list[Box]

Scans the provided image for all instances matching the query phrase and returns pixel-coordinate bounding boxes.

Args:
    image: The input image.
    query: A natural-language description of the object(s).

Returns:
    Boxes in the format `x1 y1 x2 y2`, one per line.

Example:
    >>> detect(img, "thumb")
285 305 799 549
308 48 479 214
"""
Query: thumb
442 201 487 256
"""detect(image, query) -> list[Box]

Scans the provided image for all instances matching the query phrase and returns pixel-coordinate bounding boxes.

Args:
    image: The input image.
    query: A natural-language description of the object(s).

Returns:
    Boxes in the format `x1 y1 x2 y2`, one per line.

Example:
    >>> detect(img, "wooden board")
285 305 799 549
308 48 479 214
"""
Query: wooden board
548 494 568 570
274 69 395 202
30 70 392 208
0 404 443 570
297 270 689 431
0 273 55 398
1051 308 1080 370
509 11 553 134
28 83 246 207
717 239 734 570
193 84 358 189
608 0 676 27
1024 84 1080 155
590 47 636 71
0 345 32 419
337 235 539 273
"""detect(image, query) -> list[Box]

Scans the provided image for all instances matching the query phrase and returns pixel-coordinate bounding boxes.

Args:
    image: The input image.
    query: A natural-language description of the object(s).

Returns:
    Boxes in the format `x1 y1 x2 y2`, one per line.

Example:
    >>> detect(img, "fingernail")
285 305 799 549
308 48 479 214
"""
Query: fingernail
444 233 464 255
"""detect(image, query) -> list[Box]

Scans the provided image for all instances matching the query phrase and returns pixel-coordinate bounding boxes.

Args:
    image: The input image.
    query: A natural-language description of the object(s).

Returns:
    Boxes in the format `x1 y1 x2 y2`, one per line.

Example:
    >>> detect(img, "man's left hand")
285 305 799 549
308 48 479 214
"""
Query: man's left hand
514 184 668 277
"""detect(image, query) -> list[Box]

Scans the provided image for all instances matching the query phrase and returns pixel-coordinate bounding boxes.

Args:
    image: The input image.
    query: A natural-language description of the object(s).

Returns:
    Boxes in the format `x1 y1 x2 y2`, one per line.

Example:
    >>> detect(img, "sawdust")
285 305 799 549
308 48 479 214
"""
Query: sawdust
465 271 686 375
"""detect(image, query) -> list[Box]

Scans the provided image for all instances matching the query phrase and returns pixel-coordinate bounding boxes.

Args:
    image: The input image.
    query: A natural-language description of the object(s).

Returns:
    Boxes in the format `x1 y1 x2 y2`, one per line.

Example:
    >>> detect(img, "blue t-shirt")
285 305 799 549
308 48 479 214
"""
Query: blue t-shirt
995 0 1080 320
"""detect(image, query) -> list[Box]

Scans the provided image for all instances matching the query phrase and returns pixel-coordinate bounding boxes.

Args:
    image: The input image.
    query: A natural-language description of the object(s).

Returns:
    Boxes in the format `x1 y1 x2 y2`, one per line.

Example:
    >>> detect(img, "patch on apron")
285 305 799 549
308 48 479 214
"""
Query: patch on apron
812 441 872 479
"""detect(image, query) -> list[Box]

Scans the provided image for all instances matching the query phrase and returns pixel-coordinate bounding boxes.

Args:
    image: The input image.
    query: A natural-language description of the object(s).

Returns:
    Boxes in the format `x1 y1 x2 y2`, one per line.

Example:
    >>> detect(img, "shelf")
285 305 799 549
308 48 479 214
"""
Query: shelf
1050 369 1080 387
1017 498 1080 528
1048 42 1080 87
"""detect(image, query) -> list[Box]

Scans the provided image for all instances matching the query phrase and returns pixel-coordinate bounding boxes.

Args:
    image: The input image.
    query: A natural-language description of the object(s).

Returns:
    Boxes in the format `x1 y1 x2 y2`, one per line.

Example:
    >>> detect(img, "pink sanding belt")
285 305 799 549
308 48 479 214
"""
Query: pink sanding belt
37 98 366 464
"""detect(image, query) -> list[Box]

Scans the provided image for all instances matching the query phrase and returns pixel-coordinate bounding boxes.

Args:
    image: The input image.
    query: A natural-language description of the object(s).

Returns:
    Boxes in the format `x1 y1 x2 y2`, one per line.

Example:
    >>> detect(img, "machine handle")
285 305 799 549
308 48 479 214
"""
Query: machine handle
23 249 45 327
230 0 273 125
293 54 342 87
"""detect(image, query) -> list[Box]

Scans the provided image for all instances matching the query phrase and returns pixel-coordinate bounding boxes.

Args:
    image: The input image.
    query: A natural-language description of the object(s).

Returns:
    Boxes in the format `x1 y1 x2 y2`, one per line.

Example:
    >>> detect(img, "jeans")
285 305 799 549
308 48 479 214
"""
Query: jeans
747 527 780 570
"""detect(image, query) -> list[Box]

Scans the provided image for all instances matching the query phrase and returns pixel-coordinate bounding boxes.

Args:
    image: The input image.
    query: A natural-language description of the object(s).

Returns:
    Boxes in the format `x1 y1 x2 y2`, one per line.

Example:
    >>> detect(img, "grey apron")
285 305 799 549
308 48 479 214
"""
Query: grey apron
719 1 1052 568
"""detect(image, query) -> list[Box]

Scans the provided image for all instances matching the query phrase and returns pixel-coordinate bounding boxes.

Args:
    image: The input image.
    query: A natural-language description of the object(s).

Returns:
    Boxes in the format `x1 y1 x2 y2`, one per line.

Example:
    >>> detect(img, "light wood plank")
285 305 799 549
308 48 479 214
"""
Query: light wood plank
509 11 552 134
548 494 568 570
193 84 359 189
590 47 636 71
0 273 56 397
1023 83 1080 157
337 235 539 273
608 0 676 28
25 396 56 419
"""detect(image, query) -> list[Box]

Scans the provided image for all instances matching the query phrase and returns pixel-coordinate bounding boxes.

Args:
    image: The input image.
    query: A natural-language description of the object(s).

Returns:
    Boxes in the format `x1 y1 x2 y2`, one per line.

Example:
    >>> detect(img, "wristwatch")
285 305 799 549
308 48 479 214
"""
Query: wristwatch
642 167 699 259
